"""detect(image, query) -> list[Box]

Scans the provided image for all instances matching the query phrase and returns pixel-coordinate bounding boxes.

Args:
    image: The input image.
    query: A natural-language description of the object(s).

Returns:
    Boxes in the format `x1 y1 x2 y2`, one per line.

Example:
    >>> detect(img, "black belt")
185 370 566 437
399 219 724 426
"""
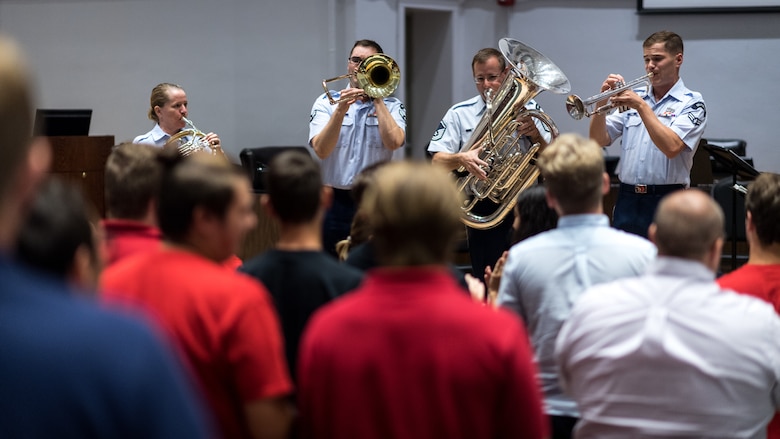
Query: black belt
619 183 685 195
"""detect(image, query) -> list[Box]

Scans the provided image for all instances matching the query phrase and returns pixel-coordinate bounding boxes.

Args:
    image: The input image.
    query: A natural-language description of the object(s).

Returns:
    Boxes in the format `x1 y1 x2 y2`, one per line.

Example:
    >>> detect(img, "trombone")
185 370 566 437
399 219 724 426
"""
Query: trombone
321 54 401 105
565 72 653 120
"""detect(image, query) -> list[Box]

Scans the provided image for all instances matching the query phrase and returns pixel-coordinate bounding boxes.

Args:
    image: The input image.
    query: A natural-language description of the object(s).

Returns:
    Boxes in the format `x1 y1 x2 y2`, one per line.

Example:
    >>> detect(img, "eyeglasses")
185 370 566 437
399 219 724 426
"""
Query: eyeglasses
474 74 502 84
348 56 365 65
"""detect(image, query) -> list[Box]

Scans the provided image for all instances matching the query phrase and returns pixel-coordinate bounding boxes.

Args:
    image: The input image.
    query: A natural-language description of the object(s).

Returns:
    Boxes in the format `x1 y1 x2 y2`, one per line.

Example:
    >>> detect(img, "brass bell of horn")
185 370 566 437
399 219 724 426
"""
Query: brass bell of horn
322 54 401 105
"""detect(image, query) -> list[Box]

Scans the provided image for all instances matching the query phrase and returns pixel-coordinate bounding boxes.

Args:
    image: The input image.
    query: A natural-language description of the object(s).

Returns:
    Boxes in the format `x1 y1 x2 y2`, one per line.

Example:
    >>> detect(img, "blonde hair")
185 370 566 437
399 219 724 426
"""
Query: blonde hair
360 160 463 266
0 36 34 195
536 133 605 214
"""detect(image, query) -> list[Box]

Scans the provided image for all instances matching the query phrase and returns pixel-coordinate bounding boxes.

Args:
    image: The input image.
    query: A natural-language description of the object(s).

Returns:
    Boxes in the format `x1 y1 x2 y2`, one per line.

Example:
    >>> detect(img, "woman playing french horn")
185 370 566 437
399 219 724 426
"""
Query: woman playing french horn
134 82 222 155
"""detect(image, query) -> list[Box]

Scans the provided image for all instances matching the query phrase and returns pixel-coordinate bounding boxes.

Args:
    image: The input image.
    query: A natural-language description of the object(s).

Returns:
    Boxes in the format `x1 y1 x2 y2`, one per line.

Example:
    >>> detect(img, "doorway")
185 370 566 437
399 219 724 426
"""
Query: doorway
403 7 453 159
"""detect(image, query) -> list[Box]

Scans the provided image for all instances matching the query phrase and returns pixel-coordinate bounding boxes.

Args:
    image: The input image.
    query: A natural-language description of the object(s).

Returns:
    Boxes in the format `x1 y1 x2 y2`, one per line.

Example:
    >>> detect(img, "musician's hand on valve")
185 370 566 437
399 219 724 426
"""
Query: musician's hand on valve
336 88 364 112
204 132 221 148
609 89 643 111
516 115 544 145
597 74 625 108
461 146 489 180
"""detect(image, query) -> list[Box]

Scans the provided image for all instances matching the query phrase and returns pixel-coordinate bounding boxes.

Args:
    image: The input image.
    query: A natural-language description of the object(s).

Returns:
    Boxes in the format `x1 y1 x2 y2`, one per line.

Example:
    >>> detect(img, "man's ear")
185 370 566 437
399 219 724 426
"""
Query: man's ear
745 210 755 233
601 172 610 196
260 194 276 218
648 223 658 245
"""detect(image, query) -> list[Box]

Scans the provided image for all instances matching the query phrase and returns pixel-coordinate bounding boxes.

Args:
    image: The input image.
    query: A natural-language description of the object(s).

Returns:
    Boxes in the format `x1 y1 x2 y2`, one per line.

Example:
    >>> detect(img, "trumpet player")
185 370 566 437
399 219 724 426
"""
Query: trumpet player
428 47 551 282
589 30 707 238
309 39 406 258
134 82 222 149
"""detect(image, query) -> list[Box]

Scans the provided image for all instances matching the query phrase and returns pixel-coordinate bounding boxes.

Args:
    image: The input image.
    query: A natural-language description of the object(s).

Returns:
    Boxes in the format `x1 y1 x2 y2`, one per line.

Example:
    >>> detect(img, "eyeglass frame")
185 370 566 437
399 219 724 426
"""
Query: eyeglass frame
473 74 503 85
348 56 365 65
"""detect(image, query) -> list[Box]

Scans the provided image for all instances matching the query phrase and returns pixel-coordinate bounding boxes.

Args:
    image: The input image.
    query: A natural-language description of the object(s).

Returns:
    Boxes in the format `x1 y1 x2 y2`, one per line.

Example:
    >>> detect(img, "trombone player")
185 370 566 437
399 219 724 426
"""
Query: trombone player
428 47 551 282
309 39 406 257
589 30 707 238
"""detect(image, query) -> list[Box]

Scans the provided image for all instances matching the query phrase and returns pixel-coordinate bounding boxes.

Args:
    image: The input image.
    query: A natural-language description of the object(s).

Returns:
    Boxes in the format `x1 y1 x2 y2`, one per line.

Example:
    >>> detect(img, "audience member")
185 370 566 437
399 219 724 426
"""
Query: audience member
496 133 656 439
239 150 363 384
467 184 558 306
102 142 163 266
101 150 293 439
717 172 780 439
298 160 548 439
335 159 388 264
0 34 210 439
556 189 780 438
103 141 242 269
14 177 103 291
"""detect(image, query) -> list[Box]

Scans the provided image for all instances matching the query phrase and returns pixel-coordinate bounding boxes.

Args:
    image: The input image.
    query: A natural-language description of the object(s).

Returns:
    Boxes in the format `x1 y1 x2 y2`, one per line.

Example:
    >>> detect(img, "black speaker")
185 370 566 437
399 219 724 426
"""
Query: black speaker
239 146 311 193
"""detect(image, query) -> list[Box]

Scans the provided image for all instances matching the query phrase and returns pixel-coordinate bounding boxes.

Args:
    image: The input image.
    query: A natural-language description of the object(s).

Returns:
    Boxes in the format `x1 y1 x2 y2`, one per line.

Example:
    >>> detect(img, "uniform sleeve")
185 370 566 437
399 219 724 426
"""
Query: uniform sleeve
386 98 407 132
670 97 707 150
427 107 463 154
308 93 334 145
525 100 553 144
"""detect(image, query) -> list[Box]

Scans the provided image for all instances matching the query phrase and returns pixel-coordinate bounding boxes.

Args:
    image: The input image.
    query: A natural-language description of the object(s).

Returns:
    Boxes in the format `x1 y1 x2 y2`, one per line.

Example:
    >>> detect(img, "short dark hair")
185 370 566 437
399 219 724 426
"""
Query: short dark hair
512 185 558 244
644 30 684 55
15 177 98 279
156 150 245 243
266 151 322 224
746 172 780 247
472 48 506 72
352 39 383 54
105 142 162 220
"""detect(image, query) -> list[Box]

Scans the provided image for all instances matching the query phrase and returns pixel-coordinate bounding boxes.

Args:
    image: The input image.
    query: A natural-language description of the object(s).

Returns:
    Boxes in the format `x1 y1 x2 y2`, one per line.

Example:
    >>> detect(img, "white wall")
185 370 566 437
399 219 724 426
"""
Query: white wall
0 0 778 172
508 0 780 172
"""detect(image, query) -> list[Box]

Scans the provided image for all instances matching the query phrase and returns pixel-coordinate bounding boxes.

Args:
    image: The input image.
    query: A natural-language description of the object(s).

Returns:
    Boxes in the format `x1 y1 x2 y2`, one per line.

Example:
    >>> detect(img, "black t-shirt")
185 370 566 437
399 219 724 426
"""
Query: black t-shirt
240 250 364 381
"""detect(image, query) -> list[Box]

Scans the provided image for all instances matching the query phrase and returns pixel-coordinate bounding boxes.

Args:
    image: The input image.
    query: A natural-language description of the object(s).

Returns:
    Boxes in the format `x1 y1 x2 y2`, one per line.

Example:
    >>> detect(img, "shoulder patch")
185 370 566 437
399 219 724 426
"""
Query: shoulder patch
432 121 446 141
688 101 706 126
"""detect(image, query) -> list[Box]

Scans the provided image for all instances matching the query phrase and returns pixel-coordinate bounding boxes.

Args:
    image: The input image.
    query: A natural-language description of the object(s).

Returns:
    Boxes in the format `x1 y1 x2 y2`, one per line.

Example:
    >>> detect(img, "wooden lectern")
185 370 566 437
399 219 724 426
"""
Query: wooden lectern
47 135 114 218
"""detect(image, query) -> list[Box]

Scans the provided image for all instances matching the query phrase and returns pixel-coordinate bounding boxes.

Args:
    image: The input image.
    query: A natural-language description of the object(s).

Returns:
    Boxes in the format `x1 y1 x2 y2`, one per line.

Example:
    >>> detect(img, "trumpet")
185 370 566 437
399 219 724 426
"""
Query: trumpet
164 117 223 157
565 72 653 120
321 54 401 105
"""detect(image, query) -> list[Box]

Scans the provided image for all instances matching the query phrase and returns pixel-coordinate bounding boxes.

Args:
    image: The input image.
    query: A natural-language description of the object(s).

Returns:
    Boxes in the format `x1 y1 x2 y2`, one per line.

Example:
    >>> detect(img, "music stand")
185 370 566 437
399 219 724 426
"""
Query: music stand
703 143 760 270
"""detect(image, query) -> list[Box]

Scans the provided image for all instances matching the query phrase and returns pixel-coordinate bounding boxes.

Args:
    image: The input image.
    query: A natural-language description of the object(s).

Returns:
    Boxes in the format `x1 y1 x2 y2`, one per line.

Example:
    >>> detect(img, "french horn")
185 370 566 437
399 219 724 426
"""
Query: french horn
164 117 223 157
457 38 570 230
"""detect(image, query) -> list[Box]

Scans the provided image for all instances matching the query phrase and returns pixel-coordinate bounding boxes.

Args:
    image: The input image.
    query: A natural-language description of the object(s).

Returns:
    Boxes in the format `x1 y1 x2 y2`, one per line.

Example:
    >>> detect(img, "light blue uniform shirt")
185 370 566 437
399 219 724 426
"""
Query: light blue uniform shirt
133 124 169 148
606 78 707 186
497 214 656 417
427 95 550 155
309 91 406 189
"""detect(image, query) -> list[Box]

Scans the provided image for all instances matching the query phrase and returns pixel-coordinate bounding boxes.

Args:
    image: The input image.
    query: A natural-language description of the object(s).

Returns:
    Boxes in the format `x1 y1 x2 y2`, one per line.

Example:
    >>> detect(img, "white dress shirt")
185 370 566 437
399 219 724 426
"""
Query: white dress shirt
556 257 780 439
